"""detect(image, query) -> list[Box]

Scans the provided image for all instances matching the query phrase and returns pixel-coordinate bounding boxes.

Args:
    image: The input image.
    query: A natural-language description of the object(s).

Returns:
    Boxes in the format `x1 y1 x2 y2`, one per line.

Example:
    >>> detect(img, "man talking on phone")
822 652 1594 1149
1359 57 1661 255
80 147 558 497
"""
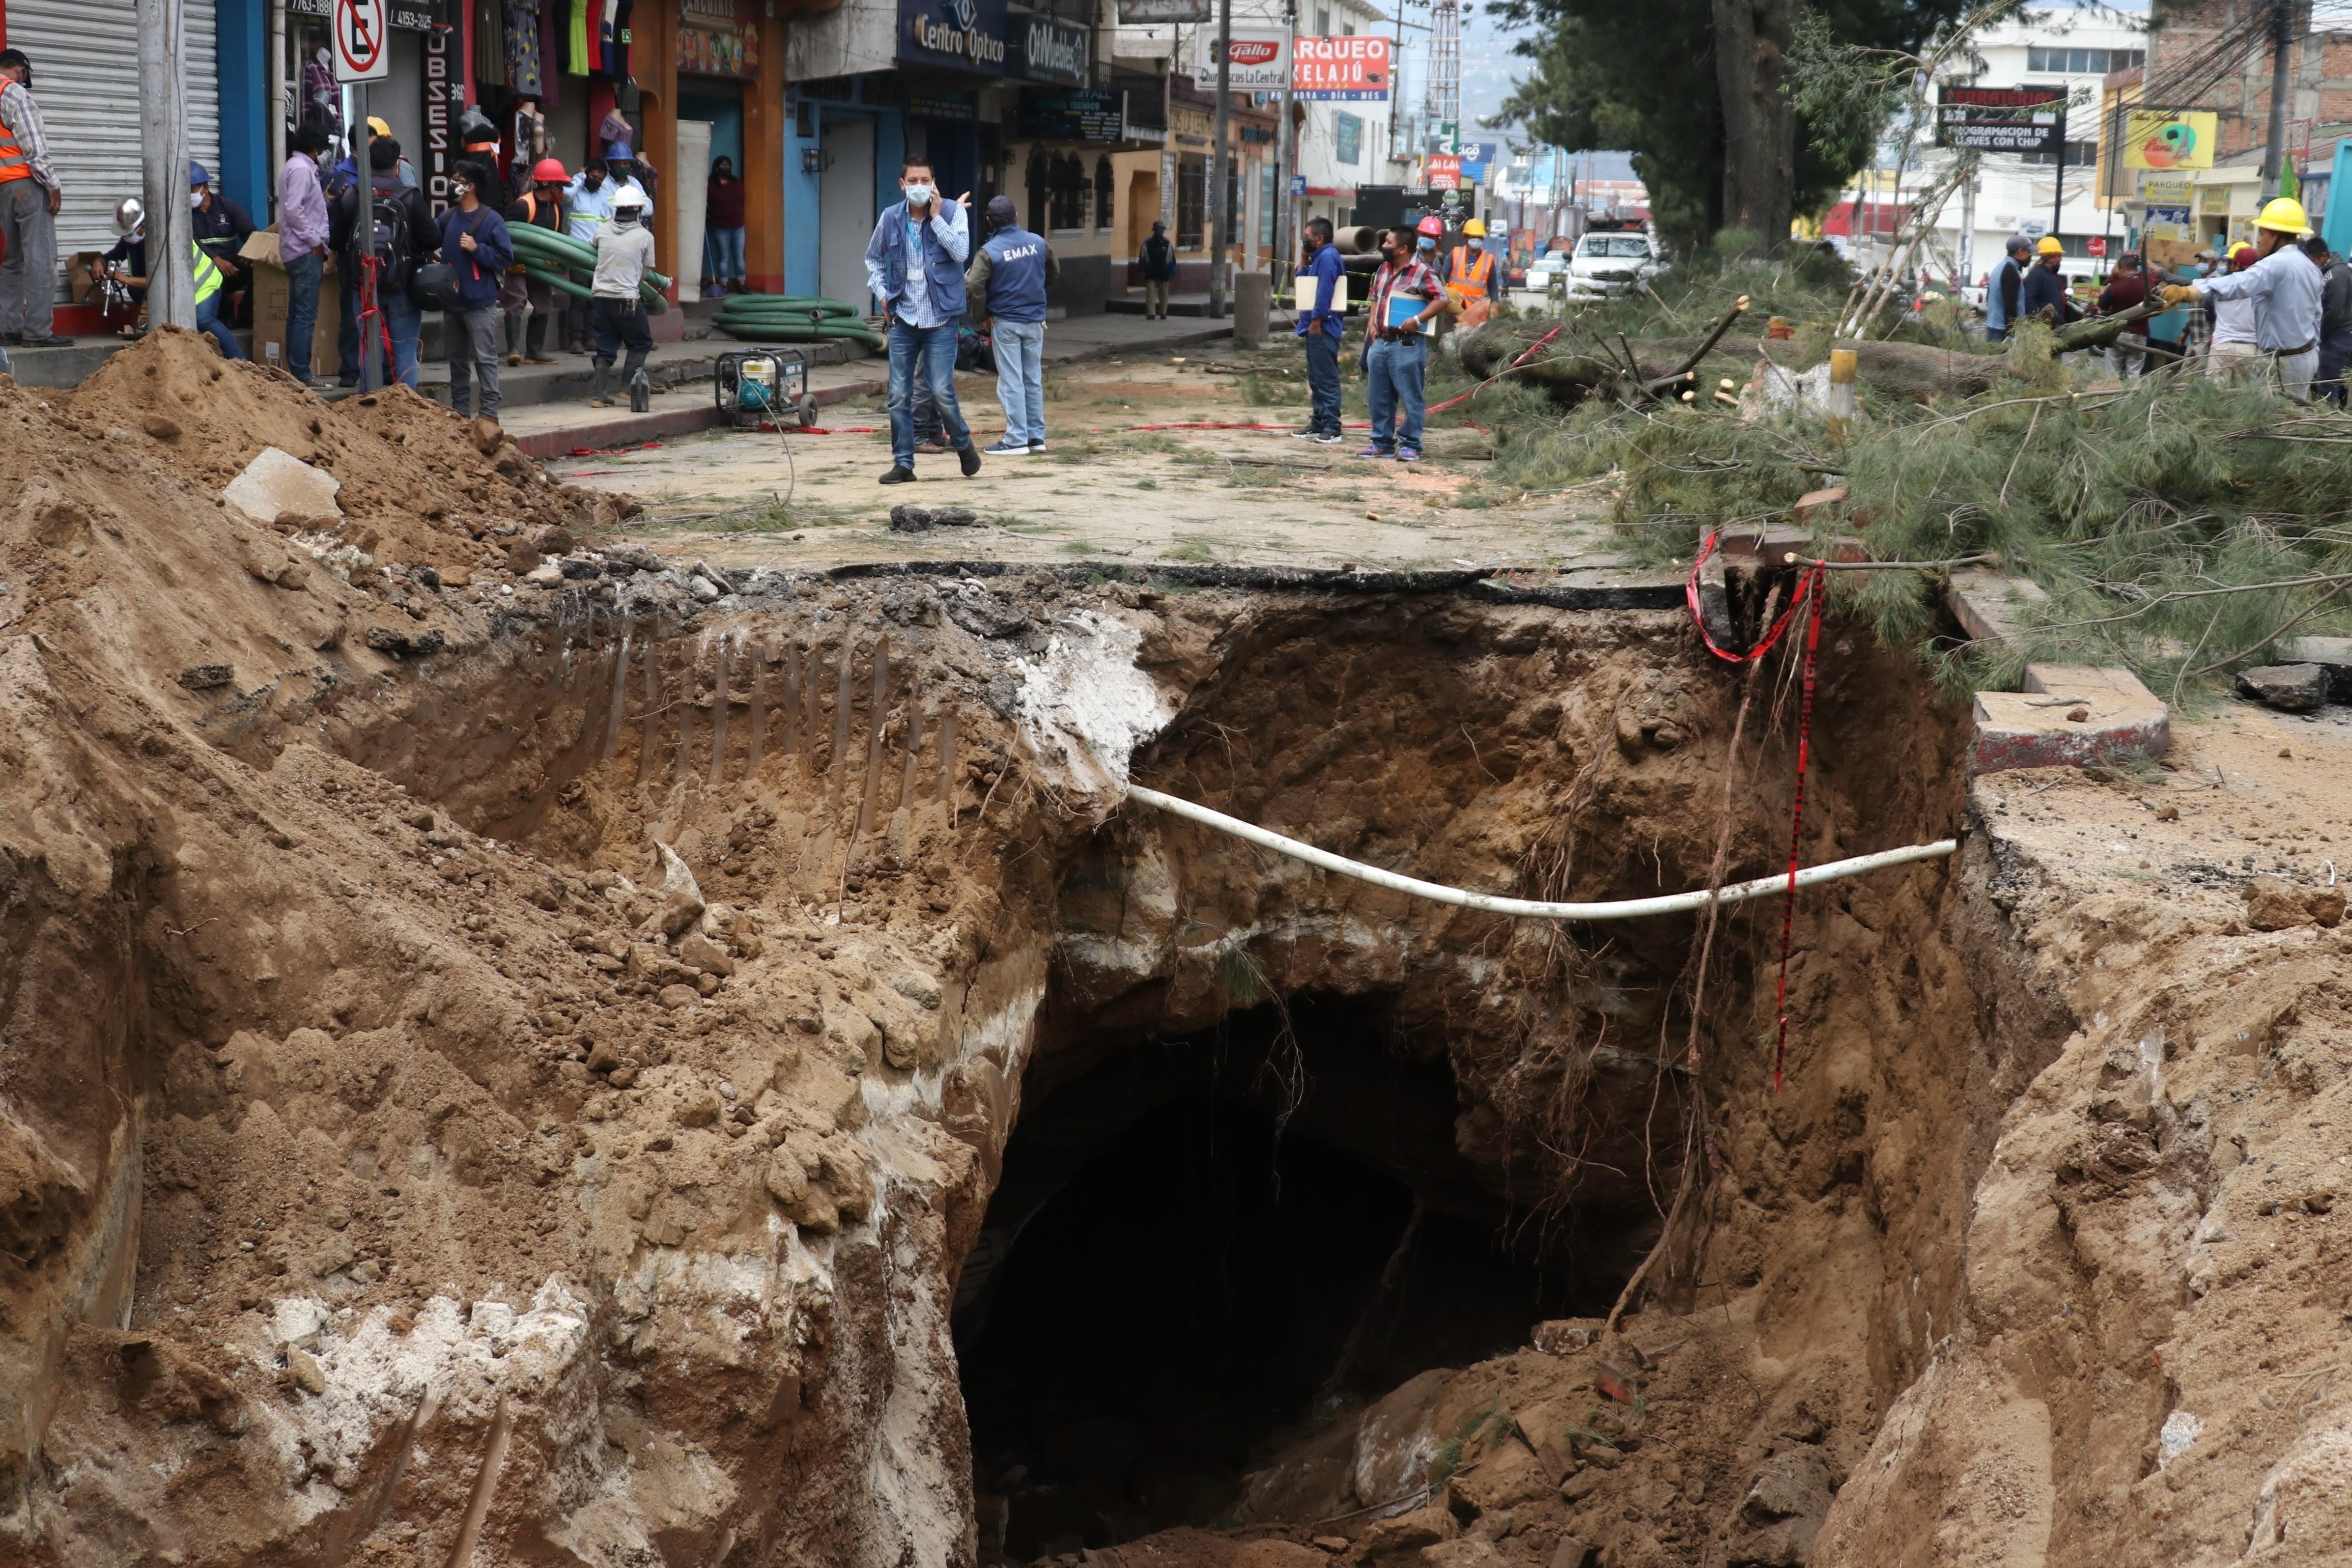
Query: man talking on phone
864 158 981 485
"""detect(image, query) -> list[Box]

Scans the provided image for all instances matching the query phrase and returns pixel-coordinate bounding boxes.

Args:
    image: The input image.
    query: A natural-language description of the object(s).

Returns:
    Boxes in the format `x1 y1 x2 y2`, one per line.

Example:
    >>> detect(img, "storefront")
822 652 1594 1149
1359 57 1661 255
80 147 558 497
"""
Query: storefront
2 0 224 279
280 0 447 203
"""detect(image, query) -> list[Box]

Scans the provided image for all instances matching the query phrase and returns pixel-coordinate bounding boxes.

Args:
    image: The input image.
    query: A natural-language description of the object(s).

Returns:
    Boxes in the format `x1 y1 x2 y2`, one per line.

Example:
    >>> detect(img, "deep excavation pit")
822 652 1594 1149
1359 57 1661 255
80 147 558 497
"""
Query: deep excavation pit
14 336 2347 1568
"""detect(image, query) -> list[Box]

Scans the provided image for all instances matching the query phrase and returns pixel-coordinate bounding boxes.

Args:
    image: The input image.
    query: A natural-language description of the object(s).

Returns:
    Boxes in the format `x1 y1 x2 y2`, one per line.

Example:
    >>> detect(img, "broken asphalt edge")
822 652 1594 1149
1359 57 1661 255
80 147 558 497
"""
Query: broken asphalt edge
1948 567 2170 774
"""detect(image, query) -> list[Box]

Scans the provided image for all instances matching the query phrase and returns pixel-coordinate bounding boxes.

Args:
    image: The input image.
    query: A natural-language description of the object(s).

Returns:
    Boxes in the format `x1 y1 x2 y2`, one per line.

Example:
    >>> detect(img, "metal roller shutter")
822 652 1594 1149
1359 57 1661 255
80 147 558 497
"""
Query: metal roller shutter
5 0 222 286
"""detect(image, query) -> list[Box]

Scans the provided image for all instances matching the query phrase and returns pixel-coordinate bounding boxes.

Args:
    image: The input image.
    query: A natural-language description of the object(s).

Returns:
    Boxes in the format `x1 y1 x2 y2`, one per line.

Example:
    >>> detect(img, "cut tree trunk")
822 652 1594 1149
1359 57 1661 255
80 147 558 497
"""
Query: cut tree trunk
1712 0 1798 248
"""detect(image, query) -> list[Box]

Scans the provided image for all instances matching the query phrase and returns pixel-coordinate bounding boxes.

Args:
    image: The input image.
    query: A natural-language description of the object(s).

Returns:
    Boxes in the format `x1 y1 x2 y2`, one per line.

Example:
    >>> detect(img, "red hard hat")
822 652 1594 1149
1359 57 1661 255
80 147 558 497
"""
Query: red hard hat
533 157 568 184
1416 215 1445 237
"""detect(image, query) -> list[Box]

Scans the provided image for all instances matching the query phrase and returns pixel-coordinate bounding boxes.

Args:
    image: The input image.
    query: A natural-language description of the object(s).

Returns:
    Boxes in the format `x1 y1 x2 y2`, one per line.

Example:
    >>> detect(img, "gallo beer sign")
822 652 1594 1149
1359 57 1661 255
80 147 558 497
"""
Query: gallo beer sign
1192 28 1291 90
1294 35 1390 100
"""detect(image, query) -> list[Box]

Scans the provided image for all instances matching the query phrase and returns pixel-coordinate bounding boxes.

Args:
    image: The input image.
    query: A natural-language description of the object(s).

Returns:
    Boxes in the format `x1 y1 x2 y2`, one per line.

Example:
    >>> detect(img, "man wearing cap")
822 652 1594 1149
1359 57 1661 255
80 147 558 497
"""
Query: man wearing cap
2018 236 2077 325
966 194 1057 456
1984 236 2031 341
0 47 69 347
1139 219 1176 318
505 158 568 365
190 161 255 324
2162 199 2325 398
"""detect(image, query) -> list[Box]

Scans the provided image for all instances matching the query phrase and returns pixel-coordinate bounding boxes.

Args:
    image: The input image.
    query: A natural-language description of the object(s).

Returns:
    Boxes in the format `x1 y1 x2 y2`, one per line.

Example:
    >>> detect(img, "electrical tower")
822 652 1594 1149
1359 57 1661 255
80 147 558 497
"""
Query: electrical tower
1424 0 1459 153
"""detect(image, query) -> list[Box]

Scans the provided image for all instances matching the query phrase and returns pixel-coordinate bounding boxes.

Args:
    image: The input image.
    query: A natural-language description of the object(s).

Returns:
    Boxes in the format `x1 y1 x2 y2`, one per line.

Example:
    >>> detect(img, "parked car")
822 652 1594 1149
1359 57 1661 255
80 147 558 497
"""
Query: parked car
1564 231 1664 298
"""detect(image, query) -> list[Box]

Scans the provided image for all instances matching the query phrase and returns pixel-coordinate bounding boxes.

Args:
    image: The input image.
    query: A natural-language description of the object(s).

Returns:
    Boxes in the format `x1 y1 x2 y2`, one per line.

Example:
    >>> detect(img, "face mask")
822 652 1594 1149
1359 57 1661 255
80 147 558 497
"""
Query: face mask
190 191 204 208
905 182 935 207
1467 239 1482 252
453 183 472 202
1417 236 1435 252
585 172 604 190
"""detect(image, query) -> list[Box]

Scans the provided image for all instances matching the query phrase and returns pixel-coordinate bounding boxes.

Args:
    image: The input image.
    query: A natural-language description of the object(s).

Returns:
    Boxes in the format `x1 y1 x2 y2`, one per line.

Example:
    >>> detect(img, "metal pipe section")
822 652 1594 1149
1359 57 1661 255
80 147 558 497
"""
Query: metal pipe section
1126 784 1958 922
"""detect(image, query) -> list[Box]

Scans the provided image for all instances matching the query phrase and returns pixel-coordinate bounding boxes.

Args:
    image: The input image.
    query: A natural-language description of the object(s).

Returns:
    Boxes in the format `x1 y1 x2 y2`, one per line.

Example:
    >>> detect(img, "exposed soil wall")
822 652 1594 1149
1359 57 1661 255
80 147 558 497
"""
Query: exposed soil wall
7 331 2342 1568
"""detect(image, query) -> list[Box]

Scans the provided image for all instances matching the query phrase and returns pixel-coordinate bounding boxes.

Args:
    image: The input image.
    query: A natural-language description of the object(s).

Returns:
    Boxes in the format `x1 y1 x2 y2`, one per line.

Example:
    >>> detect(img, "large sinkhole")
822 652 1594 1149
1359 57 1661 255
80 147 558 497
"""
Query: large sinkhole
953 997 1624 1558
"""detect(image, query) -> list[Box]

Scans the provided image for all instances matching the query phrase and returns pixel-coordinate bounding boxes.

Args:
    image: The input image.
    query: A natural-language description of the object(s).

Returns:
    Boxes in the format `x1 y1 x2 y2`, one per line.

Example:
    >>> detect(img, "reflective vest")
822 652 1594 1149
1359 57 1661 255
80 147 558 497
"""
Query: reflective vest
1445 246 1495 305
193 243 223 306
0 95 33 185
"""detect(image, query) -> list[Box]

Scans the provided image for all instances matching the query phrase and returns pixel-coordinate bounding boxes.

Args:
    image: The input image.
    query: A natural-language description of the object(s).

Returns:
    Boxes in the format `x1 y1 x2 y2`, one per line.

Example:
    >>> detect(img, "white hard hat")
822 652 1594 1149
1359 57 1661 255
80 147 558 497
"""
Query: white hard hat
113 195 145 236
612 187 648 213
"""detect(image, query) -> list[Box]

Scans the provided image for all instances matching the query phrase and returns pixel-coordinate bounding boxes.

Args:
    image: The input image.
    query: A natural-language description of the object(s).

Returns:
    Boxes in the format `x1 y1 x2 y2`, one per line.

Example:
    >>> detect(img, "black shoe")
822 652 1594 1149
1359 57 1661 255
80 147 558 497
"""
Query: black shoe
958 445 981 477
879 465 916 485
23 333 68 347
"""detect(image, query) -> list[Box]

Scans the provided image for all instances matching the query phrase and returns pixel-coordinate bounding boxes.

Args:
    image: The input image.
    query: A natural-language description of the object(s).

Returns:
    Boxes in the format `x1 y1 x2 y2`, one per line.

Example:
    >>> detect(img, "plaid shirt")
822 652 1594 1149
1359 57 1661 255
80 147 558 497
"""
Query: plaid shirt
0 80 57 190
1370 256 1441 337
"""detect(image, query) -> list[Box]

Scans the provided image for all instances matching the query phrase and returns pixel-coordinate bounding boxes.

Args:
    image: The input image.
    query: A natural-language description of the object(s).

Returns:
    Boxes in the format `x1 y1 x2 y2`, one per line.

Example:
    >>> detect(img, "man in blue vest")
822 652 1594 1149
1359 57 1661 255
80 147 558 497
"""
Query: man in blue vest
1293 217 1347 443
863 157 981 485
967 194 1059 456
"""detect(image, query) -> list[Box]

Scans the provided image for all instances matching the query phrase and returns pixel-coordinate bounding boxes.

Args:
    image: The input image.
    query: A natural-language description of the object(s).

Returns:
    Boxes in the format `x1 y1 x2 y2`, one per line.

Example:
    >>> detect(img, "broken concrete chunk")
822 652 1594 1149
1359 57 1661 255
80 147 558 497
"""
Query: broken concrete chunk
176 664 234 691
283 1346 327 1396
888 504 935 532
525 561 565 588
688 575 721 603
363 626 446 660
223 446 342 529
947 590 1031 640
2235 662 2327 712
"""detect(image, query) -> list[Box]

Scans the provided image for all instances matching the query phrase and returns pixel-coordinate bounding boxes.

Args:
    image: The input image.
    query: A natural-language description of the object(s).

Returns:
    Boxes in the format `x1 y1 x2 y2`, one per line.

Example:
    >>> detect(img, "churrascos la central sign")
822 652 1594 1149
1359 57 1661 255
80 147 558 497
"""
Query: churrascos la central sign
900 0 1010 73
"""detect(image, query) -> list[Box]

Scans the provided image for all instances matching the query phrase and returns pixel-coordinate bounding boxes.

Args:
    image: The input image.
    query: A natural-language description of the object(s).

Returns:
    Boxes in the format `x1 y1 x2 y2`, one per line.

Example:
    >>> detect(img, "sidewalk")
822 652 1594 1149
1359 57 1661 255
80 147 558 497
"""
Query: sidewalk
494 308 1281 458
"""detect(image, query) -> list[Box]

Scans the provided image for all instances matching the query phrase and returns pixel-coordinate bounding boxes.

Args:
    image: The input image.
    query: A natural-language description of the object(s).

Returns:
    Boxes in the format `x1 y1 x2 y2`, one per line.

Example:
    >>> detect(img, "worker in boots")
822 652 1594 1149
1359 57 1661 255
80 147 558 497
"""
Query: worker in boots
505 157 567 365
1444 218 1501 329
588 186 655 408
2162 198 2324 399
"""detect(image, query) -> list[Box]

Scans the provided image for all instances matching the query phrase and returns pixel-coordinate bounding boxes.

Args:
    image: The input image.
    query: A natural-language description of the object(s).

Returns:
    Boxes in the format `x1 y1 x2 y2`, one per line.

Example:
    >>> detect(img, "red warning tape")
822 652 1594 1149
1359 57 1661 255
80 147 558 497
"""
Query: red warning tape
1427 325 1564 416
1770 573 1826 1094
1684 530 1822 665
1683 529 1830 1092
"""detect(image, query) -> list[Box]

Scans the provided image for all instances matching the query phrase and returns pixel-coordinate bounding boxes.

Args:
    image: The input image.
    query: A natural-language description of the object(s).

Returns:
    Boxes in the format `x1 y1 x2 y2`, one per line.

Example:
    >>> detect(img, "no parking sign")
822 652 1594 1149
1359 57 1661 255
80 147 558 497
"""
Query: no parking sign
334 0 391 82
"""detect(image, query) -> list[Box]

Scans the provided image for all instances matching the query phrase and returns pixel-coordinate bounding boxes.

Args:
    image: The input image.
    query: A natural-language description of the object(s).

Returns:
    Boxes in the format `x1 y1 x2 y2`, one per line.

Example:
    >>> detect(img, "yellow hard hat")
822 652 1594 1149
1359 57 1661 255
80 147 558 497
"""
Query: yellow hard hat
2036 235 2064 255
2257 196 2309 234
1462 218 1486 237
367 116 393 138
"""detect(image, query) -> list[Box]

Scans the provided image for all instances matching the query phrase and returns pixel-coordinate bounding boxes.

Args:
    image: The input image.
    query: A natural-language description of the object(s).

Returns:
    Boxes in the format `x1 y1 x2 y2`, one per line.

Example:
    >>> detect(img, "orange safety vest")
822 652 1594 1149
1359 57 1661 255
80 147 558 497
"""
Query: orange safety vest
1445 245 1494 305
0 89 34 186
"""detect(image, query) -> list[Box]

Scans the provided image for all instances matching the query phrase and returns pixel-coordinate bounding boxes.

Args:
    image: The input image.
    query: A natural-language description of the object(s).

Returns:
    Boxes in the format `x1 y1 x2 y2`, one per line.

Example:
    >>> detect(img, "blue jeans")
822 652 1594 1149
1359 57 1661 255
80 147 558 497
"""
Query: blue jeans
355 284 421 389
705 225 745 283
283 249 323 381
992 318 1046 445
195 292 244 359
1302 319 1341 433
2318 326 2352 407
1365 335 1426 452
887 318 971 467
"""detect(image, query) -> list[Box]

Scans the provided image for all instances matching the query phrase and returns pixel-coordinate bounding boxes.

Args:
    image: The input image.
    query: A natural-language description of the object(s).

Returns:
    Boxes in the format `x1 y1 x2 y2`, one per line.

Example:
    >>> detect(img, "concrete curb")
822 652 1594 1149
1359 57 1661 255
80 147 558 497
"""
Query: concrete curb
1947 574 2169 774
1973 664 2170 774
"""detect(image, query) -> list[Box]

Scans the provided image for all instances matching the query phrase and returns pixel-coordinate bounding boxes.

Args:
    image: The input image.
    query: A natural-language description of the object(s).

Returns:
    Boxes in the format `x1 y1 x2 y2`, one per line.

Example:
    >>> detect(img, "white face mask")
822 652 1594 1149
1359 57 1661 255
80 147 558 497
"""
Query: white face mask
904 182 935 208
189 191 204 208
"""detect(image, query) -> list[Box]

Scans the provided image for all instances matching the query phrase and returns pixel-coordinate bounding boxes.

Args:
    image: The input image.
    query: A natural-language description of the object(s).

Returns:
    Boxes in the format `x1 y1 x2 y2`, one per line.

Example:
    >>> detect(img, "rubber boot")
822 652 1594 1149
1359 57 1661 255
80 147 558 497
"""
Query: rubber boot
590 360 613 407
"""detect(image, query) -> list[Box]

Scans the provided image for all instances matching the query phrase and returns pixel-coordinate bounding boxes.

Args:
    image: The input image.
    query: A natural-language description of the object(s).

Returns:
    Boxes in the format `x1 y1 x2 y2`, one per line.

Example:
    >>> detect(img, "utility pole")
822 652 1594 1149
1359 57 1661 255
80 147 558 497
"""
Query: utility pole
1209 0 1232 316
1274 0 1298 285
2259 0 2295 200
137 0 197 330
2051 106 2066 247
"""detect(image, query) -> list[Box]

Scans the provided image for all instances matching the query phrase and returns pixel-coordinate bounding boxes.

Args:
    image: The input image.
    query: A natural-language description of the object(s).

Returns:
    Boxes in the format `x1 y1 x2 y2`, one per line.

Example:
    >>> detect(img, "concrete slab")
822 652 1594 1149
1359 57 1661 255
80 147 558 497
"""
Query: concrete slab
1974 664 2169 773
2282 636 2352 703
1946 569 2049 646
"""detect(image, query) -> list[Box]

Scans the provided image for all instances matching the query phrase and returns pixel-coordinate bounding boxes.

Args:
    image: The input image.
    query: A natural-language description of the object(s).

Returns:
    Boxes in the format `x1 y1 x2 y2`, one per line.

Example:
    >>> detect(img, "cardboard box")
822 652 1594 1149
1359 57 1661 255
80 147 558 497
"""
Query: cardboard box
240 229 340 377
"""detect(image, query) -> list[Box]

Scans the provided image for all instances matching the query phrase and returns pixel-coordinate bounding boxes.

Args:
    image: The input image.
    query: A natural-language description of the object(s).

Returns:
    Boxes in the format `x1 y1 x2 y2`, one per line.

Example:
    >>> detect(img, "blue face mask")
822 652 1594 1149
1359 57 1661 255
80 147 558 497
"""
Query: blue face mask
1417 235 1435 252
1467 239 1482 252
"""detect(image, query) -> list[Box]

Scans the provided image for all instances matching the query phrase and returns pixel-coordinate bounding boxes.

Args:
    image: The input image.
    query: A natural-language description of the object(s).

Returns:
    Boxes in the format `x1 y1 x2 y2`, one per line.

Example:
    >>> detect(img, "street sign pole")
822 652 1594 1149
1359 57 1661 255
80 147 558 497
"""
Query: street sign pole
334 0 391 389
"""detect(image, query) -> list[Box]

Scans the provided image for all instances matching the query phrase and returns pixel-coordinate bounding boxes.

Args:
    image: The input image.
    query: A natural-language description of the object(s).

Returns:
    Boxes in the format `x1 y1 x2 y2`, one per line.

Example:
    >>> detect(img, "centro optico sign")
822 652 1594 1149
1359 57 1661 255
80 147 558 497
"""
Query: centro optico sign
900 0 1010 74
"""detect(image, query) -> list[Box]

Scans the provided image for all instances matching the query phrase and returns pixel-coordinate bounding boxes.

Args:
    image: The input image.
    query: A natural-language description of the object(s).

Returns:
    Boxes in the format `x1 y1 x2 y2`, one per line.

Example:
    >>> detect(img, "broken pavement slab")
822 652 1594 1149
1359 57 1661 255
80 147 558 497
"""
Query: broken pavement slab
2235 662 2328 713
222 446 343 530
1945 569 2048 646
1973 663 2169 774
2280 636 2352 703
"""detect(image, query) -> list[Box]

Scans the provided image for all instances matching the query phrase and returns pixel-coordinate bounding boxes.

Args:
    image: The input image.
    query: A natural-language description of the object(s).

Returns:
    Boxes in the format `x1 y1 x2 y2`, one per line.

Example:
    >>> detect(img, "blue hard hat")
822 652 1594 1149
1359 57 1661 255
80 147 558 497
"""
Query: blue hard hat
606 141 633 161
188 160 209 186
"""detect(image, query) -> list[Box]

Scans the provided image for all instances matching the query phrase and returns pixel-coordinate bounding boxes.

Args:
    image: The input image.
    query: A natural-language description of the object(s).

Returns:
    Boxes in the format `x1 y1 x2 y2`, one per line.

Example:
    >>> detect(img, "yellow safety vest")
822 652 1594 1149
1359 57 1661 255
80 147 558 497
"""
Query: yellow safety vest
193 242 223 305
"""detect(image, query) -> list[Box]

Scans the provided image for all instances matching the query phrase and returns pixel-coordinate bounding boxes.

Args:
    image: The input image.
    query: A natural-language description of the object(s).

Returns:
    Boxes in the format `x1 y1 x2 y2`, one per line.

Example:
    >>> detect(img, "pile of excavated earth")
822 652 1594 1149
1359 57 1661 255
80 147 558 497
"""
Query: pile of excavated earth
2 329 2350 1568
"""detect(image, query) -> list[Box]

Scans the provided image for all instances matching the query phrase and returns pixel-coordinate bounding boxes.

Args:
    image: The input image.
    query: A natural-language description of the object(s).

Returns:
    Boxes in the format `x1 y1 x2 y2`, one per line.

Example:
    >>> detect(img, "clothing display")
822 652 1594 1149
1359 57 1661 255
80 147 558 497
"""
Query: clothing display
598 0 617 76
611 0 633 79
569 0 591 78
504 0 543 98
476 0 506 87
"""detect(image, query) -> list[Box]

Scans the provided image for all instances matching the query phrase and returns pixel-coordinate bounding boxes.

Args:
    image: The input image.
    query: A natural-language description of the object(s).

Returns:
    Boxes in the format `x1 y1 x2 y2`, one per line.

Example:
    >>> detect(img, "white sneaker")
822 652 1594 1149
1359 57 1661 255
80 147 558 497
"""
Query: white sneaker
1028 440 1047 454
981 439 1030 456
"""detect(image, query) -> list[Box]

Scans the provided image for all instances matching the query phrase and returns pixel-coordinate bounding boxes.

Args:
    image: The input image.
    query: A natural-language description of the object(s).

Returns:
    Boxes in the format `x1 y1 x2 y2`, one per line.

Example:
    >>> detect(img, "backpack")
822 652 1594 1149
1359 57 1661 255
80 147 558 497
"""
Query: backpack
349 186 415 293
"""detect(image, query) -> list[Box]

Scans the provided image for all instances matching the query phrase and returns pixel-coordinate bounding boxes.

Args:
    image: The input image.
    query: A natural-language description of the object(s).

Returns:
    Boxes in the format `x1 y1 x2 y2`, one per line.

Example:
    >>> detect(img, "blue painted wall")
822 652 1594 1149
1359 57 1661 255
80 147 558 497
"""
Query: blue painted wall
2327 143 2352 259
781 80 904 301
216 0 270 219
